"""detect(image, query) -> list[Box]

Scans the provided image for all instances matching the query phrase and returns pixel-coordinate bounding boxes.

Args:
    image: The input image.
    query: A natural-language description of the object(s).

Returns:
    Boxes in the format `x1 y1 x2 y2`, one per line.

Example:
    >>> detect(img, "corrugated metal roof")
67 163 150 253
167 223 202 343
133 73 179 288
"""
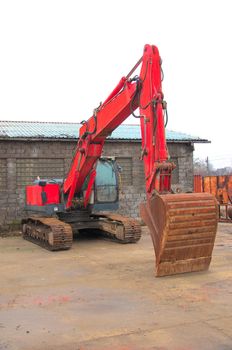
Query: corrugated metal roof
0 121 208 143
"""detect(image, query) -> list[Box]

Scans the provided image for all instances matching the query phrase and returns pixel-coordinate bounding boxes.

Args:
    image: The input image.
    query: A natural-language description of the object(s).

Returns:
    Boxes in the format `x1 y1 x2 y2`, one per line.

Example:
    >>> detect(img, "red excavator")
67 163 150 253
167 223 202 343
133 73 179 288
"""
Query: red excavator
22 44 218 277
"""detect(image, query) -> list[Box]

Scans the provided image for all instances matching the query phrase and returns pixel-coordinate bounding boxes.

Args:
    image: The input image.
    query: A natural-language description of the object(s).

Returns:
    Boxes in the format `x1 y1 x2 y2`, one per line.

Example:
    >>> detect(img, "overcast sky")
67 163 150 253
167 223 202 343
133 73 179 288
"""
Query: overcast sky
0 0 231 168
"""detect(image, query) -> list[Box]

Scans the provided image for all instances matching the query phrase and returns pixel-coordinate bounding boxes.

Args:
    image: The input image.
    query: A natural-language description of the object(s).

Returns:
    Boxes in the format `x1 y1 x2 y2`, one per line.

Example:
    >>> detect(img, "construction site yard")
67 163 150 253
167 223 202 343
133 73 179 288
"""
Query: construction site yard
0 223 232 350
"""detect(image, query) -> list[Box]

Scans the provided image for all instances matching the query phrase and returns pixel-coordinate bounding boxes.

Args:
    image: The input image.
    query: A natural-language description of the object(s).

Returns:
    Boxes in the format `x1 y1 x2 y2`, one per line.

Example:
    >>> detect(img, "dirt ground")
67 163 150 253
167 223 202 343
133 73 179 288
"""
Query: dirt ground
0 224 232 350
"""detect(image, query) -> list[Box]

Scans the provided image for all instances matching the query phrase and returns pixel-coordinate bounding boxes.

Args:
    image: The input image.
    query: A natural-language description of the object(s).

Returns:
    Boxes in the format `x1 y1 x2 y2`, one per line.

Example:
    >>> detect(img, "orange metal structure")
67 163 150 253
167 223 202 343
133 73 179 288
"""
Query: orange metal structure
194 175 232 221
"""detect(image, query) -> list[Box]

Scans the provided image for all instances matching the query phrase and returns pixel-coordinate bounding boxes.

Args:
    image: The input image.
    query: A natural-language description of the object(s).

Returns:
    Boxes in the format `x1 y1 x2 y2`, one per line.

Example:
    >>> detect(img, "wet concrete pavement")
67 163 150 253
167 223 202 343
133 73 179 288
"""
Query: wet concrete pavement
0 224 232 350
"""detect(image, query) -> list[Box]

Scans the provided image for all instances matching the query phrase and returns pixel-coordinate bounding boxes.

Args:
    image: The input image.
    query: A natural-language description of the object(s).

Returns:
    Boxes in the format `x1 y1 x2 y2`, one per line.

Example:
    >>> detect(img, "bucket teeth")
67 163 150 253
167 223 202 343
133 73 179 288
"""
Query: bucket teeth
140 193 218 277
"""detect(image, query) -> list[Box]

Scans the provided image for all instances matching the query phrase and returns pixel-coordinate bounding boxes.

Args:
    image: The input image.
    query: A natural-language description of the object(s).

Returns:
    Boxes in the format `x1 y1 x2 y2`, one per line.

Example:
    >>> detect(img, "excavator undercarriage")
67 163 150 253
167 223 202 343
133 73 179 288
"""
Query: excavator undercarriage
22 211 142 251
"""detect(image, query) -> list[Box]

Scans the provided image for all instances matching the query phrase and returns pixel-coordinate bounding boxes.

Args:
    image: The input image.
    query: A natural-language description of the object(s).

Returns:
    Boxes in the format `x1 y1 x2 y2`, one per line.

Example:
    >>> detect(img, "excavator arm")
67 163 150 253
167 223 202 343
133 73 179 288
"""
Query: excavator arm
64 44 172 207
63 76 138 208
63 44 218 276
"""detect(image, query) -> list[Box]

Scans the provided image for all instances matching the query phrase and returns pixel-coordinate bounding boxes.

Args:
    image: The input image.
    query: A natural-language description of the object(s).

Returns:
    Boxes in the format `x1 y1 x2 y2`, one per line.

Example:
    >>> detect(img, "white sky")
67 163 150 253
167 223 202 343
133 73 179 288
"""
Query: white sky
0 0 231 168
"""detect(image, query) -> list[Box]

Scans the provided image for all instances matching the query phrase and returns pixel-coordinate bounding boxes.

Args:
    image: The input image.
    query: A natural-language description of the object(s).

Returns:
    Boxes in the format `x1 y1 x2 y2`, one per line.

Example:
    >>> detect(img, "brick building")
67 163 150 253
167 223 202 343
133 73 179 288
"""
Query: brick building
0 121 208 231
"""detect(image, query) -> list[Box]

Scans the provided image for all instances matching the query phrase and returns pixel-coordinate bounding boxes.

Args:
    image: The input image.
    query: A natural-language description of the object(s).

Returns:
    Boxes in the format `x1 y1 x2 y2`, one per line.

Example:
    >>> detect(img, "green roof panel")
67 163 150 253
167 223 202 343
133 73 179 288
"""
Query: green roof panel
0 121 208 143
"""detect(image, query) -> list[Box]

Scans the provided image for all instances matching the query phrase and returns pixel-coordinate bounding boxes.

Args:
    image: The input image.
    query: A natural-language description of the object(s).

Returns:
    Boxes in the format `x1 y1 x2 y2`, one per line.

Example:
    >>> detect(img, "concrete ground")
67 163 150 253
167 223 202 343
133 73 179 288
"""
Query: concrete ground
0 224 232 350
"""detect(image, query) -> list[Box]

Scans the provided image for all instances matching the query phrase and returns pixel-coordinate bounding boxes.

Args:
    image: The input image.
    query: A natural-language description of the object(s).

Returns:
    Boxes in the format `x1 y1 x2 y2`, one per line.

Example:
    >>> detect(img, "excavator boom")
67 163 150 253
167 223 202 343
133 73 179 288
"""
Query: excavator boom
138 45 218 276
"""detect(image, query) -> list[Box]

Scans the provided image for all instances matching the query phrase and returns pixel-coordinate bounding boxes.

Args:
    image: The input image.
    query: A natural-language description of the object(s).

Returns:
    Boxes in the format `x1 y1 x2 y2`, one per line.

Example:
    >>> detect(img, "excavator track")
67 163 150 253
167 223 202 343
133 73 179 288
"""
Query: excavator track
22 217 73 251
92 212 142 243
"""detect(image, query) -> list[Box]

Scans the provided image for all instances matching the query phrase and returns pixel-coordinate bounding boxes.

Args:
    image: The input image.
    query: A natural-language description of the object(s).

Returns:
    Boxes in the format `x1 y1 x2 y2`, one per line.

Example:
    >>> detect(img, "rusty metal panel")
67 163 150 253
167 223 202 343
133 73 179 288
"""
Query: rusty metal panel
203 176 217 198
217 176 229 204
203 175 232 205
228 176 232 203
195 175 232 223
217 175 232 204
194 175 203 192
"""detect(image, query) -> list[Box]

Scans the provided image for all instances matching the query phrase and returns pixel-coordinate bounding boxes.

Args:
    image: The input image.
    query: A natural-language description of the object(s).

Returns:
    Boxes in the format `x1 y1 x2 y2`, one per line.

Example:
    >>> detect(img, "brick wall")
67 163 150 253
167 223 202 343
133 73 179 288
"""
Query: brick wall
0 139 194 231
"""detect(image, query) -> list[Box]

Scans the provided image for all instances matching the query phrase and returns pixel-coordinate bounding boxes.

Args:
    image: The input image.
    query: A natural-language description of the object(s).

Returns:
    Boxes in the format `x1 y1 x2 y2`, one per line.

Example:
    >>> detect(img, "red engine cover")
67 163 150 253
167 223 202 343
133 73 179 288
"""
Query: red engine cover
26 184 60 206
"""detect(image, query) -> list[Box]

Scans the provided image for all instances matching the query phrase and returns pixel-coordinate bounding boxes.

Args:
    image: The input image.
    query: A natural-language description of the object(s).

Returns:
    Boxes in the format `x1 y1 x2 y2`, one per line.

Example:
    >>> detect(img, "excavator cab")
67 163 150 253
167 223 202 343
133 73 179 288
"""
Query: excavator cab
93 158 119 211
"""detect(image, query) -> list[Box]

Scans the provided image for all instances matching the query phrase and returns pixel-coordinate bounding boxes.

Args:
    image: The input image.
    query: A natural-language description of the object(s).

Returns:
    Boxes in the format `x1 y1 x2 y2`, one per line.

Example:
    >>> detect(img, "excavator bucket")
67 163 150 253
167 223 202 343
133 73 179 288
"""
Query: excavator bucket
140 193 218 277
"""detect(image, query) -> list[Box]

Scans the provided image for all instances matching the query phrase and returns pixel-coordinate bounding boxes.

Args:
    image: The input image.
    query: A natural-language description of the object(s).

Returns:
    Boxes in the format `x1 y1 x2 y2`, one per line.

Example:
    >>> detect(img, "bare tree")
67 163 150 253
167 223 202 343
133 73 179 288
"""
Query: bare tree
194 157 214 176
